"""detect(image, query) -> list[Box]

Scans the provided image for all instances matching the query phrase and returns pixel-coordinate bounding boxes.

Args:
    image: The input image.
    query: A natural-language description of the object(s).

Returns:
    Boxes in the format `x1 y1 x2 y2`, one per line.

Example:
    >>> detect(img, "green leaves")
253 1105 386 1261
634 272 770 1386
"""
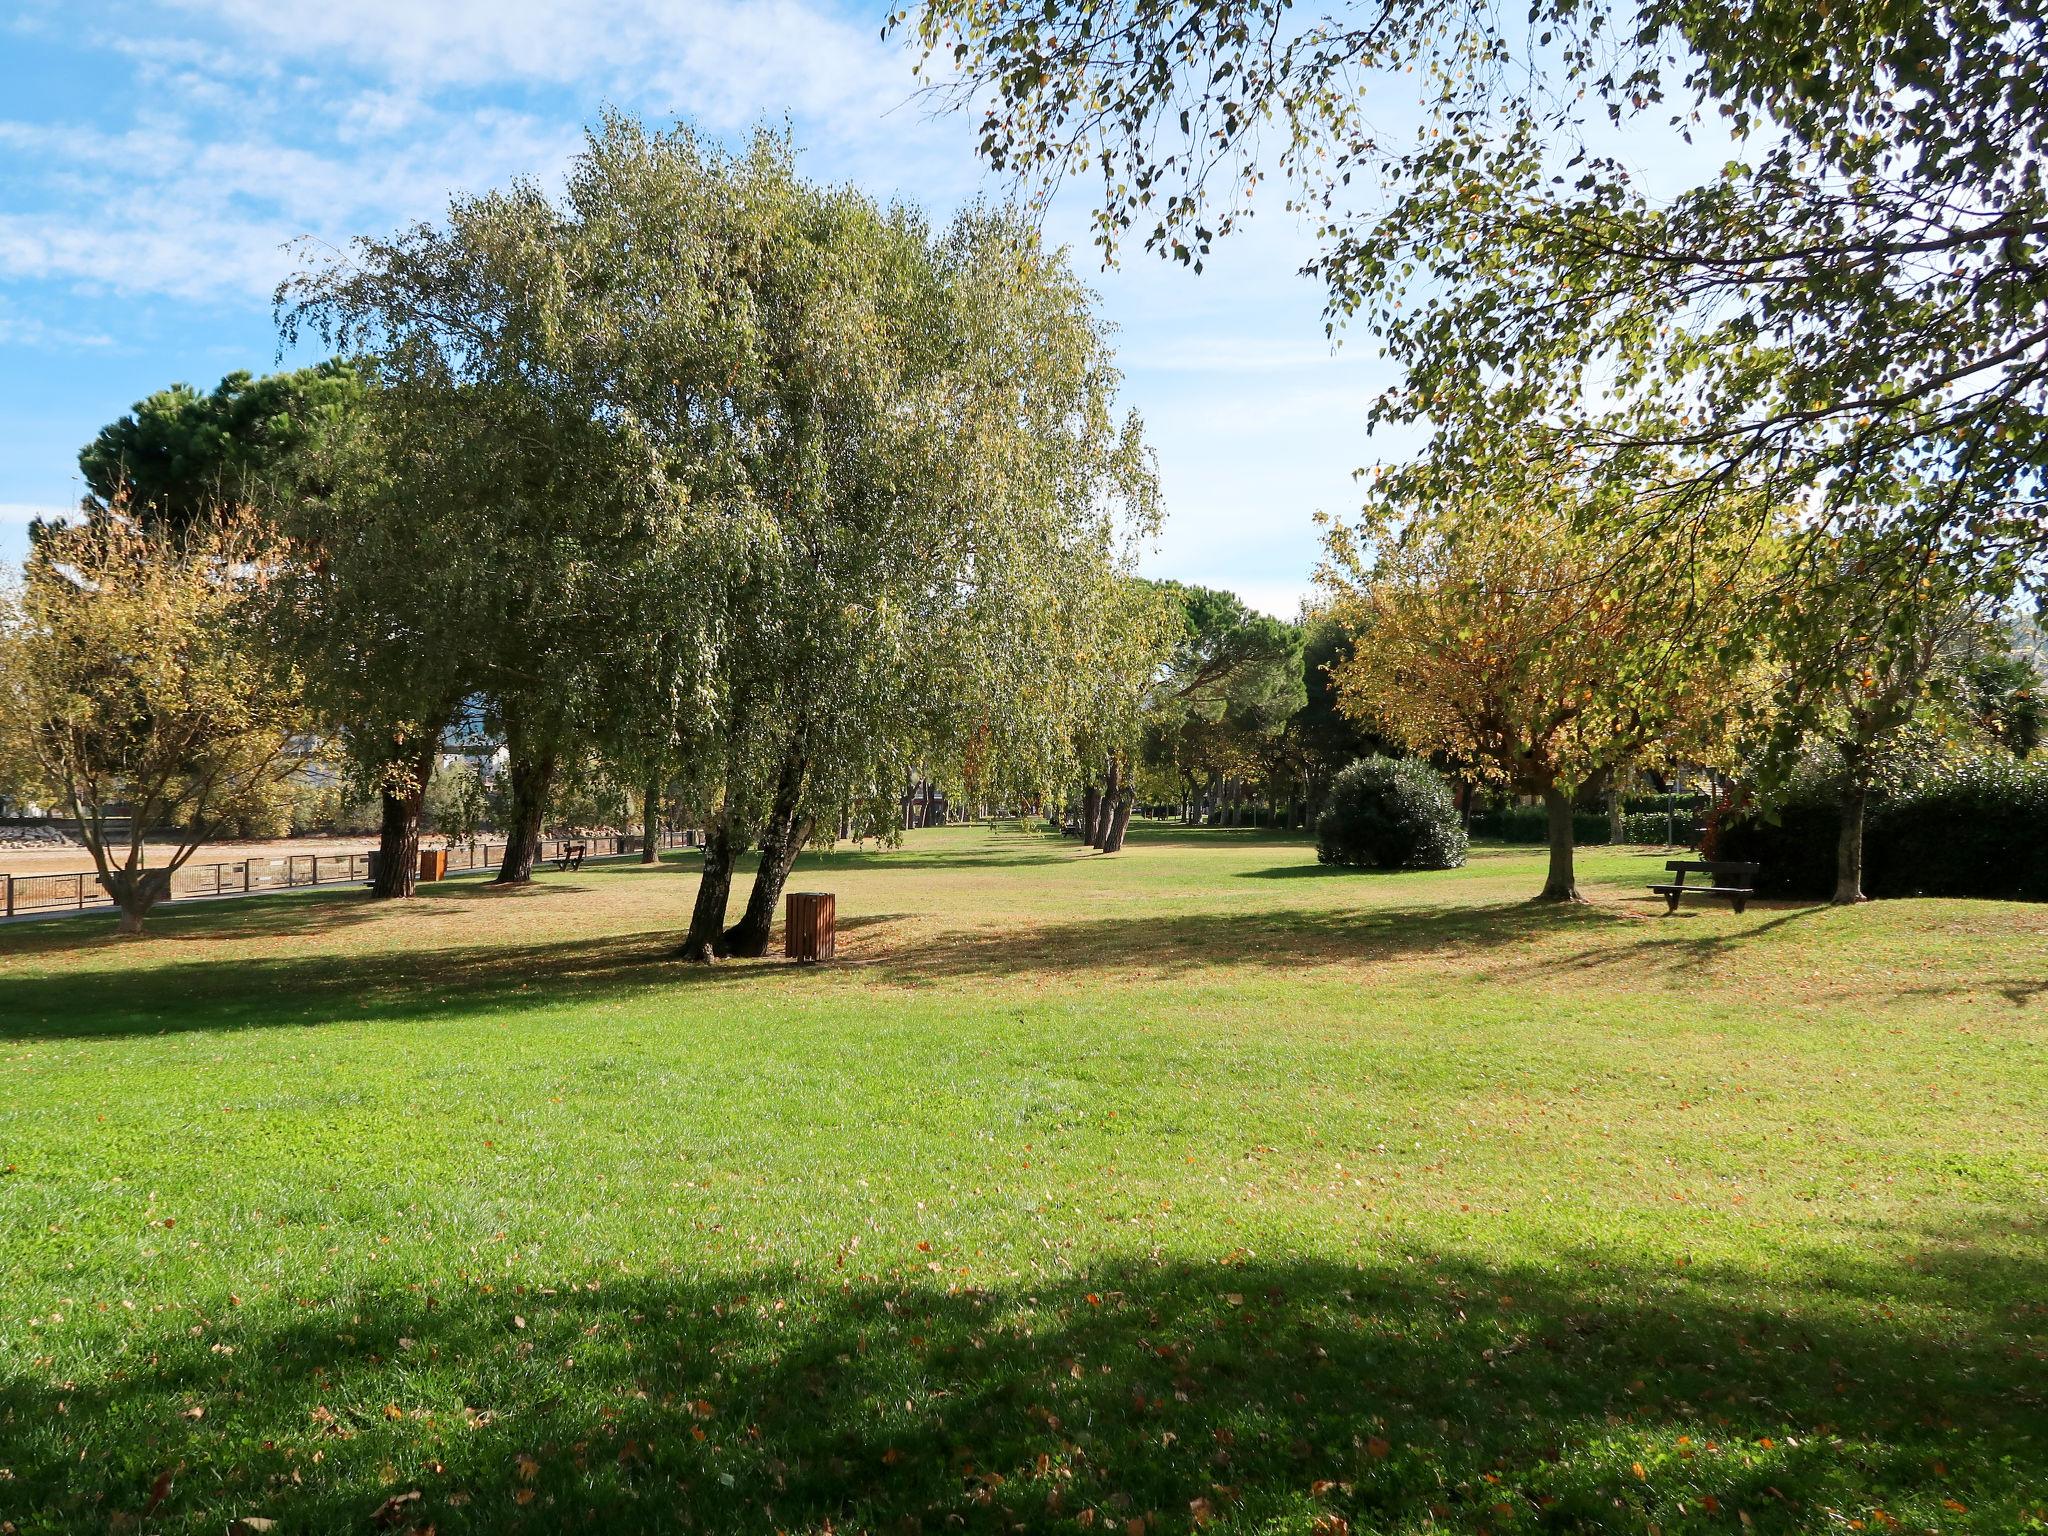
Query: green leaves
908 0 2048 603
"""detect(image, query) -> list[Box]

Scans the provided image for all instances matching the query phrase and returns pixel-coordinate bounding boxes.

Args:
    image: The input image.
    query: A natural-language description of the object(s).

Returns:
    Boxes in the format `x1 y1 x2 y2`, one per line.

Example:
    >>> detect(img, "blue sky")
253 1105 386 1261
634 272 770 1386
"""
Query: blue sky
0 0 1419 614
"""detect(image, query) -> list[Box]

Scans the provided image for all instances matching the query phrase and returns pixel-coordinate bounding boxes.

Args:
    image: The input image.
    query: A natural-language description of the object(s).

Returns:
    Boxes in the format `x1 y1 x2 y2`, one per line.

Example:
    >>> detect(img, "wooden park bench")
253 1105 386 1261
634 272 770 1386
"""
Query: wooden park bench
552 841 587 873
1650 859 1759 914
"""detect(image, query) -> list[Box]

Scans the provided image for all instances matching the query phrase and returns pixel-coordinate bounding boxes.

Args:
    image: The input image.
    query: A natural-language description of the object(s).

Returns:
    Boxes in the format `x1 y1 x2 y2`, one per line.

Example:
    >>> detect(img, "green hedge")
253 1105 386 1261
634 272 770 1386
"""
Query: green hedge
1717 757 2048 900
1469 804 1700 846
1622 791 1711 816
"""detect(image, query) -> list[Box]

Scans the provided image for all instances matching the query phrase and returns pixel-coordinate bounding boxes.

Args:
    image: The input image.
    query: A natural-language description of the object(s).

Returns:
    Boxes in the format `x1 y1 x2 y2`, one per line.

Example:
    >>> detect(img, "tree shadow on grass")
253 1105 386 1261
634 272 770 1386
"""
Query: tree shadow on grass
880 902 1601 984
1 1230 2038 1533
5 883 2005 1042
0 854 694 955
0 885 397 959
1489 902 1832 983
1235 862 1351 879
809 843 1085 874
0 893 1784 1043
1234 861 1486 880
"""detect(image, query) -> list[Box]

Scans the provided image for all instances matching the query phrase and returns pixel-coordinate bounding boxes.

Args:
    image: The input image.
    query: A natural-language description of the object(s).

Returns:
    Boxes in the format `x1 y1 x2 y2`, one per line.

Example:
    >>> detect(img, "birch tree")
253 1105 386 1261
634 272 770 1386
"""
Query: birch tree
279 136 720 890
557 123 1161 960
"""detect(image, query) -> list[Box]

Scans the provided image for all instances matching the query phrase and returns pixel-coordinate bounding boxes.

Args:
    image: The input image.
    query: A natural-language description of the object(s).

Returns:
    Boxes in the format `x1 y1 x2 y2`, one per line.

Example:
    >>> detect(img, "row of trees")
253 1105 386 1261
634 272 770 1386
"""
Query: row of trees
903 0 2048 906
1059 580 1385 843
0 119 1162 942
1315 437 2038 903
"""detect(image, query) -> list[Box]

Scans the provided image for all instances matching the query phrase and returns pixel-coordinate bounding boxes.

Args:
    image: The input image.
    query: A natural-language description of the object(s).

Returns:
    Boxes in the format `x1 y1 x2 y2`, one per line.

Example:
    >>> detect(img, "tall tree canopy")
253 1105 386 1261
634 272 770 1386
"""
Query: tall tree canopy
0 510 311 933
902 0 2046 583
279 126 717 893
1140 580 1304 822
1321 444 1756 900
73 363 362 538
1742 532 2004 904
281 117 1157 952
618 135 1159 957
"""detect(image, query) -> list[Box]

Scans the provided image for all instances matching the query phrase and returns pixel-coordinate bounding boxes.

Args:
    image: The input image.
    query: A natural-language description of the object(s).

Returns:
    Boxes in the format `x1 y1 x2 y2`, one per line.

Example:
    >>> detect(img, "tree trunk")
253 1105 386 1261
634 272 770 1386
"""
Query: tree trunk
1607 786 1625 846
723 749 811 958
1102 788 1135 853
373 781 421 900
102 868 173 936
495 745 557 885
641 775 661 864
1091 760 1118 848
1834 783 1869 904
1536 786 1581 902
372 734 438 899
682 813 741 962
1079 783 1101 843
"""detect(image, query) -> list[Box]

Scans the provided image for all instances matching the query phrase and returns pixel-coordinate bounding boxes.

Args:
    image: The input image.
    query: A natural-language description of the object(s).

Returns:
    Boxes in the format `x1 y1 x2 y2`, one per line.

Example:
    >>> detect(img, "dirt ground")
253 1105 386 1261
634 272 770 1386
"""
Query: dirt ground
0 827 654 879
3 831 411 878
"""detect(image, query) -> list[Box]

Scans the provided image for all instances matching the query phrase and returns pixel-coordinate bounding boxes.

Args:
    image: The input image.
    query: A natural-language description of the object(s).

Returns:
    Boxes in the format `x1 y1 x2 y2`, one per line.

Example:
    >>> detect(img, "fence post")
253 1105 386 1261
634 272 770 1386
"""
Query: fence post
4 873 12 918
77 872 86 910
243 860 252 894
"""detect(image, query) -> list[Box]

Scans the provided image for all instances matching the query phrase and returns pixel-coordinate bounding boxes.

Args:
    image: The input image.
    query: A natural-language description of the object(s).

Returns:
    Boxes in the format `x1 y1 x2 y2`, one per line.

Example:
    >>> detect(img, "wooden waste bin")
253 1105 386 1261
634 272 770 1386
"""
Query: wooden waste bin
418 847 450 882
785 891 836 962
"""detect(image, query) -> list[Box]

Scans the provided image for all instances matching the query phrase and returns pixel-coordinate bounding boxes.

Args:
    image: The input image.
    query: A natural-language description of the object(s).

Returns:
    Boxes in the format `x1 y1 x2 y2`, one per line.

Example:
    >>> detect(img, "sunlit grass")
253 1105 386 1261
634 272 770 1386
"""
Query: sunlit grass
0 824 2042 1533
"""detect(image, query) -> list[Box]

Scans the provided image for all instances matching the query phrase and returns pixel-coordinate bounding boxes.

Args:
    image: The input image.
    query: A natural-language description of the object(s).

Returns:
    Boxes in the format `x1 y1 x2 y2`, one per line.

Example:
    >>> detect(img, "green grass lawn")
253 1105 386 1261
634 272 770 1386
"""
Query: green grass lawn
1 824 2042 1535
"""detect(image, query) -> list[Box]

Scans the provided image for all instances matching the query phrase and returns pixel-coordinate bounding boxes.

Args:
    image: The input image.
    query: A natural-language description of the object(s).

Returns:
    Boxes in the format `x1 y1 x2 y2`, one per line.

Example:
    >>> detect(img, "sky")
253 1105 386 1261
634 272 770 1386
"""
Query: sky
0 0 1423 616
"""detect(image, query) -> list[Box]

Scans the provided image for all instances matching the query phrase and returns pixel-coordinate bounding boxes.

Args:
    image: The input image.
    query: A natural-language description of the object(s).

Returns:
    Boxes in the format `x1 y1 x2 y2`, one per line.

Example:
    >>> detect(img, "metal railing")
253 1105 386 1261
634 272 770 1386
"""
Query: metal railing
2 829 700 918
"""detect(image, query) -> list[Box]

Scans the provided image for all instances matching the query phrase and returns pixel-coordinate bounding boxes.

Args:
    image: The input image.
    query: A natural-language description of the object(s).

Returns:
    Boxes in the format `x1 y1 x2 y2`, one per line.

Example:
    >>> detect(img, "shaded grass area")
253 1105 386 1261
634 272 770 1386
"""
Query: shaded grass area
0 824 2043 1533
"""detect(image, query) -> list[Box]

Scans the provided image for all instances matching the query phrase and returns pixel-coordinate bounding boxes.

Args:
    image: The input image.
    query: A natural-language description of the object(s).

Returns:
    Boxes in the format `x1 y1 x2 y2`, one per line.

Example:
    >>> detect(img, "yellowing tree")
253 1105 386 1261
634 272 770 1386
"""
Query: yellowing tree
0 511 311 934
1320 458 1757 901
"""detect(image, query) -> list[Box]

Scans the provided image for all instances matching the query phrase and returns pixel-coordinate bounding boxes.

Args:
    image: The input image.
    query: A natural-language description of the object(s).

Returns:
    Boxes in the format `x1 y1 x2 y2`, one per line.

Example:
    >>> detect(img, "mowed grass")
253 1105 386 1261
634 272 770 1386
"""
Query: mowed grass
0 824 2042 1535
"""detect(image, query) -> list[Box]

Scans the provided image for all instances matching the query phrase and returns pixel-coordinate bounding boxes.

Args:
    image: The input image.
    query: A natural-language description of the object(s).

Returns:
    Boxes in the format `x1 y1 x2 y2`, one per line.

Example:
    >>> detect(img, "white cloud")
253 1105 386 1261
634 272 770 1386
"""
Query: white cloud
0 296 114 350
0 3 955 302
0 106 585 300
171 0 922 123
0 0 1402 611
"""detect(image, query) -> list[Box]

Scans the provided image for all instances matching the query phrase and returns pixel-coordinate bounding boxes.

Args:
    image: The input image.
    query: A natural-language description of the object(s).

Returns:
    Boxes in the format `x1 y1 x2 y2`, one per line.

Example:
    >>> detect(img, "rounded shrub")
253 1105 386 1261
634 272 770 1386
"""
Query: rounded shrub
1316 756 1469 870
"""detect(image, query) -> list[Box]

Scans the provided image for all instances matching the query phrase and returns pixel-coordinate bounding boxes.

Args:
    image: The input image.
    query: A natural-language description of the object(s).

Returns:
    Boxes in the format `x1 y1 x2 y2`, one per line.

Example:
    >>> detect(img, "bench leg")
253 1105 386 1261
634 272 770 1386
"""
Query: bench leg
1733 897 1748 914
1665 891 1681 914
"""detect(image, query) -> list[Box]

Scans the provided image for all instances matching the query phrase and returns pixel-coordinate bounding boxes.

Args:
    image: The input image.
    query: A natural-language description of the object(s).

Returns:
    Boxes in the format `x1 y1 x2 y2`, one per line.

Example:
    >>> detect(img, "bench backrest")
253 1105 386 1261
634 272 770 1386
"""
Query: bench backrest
1666 859 1759 881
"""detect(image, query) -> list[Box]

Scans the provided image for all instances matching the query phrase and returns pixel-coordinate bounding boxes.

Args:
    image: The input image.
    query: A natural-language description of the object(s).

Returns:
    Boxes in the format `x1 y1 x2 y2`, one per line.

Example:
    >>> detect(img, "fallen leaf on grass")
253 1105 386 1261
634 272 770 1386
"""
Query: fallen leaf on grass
370 1489 422 1528
142 1463 183 1517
